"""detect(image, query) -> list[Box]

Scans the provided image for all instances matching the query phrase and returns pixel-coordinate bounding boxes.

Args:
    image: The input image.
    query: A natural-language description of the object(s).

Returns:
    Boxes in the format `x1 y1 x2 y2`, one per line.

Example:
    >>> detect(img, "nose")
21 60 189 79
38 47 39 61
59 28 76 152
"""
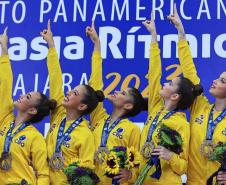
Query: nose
213 79 218 84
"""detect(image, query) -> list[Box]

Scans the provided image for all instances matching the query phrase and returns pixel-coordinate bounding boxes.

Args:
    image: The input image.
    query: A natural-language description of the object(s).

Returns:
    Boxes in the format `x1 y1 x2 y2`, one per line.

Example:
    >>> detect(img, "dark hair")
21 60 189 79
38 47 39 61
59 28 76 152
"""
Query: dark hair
29 93 57 123
176 77 203 110
81 85 105 115
123 88 147 117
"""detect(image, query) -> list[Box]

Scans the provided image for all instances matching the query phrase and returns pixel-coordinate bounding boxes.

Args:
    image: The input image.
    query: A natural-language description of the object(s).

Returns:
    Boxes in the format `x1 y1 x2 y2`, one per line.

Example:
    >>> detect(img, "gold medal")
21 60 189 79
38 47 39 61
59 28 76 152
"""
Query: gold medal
49 152 64 170
141 141 155 159
0 152 12 170
94 147 109 164
200 139 215 158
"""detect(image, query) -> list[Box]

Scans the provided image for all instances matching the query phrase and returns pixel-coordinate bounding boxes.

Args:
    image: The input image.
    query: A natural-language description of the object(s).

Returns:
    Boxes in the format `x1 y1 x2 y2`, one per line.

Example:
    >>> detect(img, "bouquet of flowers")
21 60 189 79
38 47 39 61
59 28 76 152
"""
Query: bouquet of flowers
64 158 100 185
207 142 226 185
134 124 183 185
104 146 140 185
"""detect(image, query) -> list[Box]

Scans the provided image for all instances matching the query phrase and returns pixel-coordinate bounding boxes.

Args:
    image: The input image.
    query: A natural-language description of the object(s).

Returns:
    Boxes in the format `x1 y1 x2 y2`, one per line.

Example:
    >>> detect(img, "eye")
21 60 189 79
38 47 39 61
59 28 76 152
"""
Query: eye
26 95 30 99
74 90 79 96
121 91 126 96
220 78 226 84
169 81 173 86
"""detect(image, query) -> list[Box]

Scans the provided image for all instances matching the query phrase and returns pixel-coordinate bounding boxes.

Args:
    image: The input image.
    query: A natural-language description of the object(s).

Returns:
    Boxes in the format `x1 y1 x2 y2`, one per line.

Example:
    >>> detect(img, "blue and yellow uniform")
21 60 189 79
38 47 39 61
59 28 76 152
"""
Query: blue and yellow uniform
139 42 190 185
178 40 226 185
89 50 141 185
0 55 49 185
46 48 95 185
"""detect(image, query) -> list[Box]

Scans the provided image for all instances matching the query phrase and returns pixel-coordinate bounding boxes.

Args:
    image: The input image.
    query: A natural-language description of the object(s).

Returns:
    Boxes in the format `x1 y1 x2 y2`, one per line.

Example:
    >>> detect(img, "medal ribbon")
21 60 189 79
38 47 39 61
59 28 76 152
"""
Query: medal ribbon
3 121 30 153
206 105 226 140
100 117 122 147
146 110 175 142
55 117 83 153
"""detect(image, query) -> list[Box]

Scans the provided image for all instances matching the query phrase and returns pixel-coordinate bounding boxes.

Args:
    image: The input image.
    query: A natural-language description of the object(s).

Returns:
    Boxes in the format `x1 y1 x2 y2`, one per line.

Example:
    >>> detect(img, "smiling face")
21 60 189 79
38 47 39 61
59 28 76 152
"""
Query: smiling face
108 88 134 111
209 72 226 98
159 77 181 100
62 85 87 111
14 92 41 113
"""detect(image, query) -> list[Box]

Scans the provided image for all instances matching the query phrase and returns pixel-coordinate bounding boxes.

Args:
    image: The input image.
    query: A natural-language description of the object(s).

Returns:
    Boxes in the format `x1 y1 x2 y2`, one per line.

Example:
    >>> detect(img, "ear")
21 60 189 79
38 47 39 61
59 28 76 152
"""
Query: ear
170 93 180 101
124 103 133 111
78 103 88 111
27 107 38 115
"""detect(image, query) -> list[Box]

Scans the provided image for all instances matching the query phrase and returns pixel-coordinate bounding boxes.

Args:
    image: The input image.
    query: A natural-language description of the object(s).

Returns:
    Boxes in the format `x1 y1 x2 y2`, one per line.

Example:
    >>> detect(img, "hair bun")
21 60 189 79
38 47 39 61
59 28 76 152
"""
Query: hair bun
141 98 148 111
193 84 203 97
95 90 105 102
49 99 57 110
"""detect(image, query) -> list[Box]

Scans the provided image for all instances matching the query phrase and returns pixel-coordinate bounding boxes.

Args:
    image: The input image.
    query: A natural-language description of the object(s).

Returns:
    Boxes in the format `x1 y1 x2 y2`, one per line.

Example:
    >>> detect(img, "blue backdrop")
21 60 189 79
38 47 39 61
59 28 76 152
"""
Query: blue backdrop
1 0 226 135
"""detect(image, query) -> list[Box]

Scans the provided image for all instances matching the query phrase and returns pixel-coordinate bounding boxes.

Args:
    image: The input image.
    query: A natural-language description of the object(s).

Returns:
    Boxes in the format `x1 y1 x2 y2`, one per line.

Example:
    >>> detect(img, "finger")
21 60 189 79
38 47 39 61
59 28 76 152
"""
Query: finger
92 21 95 30
151 152 160 156
151 11 154 21
173 3 178 15
218 181 225 184
85 27 91 32
47 19 51 31
113 174 124 179
43 29 48 34
3 27 8 35
40 31 44 37
118 177 127 183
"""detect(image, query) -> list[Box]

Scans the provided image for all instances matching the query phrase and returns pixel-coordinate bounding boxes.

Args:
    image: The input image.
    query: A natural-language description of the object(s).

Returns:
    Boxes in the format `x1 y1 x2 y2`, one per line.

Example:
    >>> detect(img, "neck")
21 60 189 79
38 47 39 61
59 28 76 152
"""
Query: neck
66 109 82 121
214 98 226 112
163 99 177 111
111 108 125 123
14 113 31 126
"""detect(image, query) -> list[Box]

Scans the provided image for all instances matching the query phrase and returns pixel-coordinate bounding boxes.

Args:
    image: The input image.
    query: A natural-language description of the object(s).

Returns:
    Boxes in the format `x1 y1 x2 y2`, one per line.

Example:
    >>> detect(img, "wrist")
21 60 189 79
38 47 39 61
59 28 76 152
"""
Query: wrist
1 45 8 55
47 40 55 48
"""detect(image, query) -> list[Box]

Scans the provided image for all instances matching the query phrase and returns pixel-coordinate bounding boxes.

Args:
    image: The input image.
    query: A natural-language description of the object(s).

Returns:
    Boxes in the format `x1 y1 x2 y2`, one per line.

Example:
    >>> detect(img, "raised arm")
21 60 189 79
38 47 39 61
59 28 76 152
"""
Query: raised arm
167 4 200 85
167 4 209 112
40 20 65 123
86 23 108 128
142 14 163 117
0 27 14 123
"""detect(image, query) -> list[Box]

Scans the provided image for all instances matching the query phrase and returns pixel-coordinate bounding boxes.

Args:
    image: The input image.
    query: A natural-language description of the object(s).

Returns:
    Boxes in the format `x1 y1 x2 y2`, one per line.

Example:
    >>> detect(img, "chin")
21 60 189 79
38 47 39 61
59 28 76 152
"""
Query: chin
13 101 19 108
62 101 68 108
209 88 215 96
159 90 164 97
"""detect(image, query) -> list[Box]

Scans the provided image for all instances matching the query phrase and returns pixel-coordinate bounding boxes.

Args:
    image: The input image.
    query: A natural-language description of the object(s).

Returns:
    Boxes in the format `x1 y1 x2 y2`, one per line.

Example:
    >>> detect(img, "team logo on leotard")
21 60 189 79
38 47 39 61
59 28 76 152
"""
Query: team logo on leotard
15 135 27 147
195 115 204 124
113 128 124 139
62 135 71 148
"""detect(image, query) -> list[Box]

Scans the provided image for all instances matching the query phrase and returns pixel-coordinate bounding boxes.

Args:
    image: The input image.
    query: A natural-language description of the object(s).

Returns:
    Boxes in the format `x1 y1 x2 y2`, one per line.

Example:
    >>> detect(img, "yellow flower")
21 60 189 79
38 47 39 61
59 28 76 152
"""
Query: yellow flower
104 153 120 175
125 146 141 169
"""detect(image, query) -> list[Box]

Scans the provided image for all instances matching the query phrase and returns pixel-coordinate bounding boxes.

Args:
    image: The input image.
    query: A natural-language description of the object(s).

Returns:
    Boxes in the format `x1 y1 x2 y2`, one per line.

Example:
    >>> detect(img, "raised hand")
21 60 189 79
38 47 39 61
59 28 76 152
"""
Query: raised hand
40 19 55 48
86 22 100 51
0 27 8 55
167 4 185 40
142 12 157 43
142 12 156 34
